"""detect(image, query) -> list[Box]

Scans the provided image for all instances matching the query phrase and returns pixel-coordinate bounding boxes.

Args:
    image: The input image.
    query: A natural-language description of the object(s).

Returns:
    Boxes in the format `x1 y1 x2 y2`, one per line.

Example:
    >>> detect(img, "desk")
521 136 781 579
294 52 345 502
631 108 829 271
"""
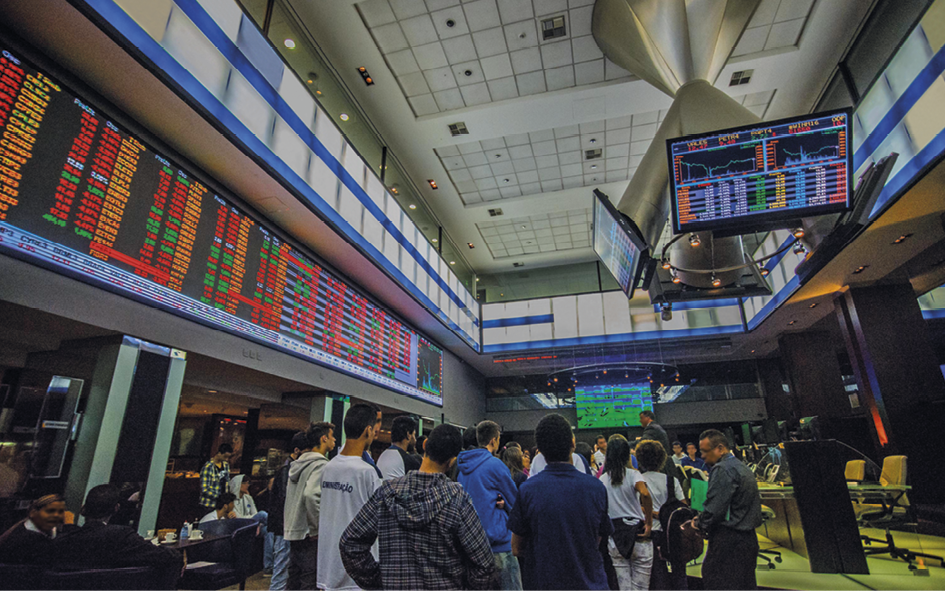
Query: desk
159 533 227 552
757 483 909 565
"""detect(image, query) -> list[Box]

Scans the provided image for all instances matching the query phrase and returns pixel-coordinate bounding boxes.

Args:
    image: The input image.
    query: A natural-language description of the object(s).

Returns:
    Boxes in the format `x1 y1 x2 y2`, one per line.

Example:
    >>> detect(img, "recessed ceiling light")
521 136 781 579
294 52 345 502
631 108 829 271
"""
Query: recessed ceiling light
591 165 597 169
432 238 438 243
339 113 349 121
408 204 416 209
467 242 475 249
893 234 912 244
788 320 796 325
428 179 438 189
853 265 868 274
284 39 296 49
449 261 456 265
590 138 597 144
315 90 322 95
521 225 526 229
500 293 504 297
809 303 817 308
208 390 217 393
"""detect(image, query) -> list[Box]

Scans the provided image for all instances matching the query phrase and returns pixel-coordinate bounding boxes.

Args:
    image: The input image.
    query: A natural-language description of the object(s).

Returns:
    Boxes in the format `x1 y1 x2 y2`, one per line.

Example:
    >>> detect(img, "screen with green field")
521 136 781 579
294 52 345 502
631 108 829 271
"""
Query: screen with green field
576 383 653 429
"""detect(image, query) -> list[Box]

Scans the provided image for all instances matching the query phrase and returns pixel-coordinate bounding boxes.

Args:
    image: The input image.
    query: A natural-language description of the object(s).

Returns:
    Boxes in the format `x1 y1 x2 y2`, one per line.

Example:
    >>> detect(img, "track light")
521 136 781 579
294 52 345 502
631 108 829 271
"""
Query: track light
711 273 721 288
689 233 701 247
660 302 673 321
792 228 805 239
793 241 806 255
671 269 680 284
661 259 671 270
760 267 770 277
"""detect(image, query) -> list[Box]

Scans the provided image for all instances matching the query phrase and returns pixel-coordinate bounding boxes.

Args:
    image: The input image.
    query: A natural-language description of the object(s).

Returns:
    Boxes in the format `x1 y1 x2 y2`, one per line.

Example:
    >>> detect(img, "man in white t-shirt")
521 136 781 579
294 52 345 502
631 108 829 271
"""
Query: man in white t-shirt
527 450 589 477
671 441 686 466
317 403 382 591
593 435 607 469
376 416 421 480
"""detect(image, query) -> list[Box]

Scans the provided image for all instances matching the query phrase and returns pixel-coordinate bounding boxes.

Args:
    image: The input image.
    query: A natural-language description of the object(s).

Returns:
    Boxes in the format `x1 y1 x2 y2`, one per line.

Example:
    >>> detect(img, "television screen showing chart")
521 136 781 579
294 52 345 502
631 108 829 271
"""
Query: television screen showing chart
592 191 645 298
667 109 852 235
576 382 653 429
0 45 443 404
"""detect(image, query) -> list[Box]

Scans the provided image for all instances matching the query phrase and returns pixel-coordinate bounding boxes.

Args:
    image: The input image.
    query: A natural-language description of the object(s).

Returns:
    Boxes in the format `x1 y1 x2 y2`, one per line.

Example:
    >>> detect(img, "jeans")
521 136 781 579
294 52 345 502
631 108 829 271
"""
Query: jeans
609 539 653 591
287 536 317 590
251 511 273 570
494 551 522 590
270 535 290 591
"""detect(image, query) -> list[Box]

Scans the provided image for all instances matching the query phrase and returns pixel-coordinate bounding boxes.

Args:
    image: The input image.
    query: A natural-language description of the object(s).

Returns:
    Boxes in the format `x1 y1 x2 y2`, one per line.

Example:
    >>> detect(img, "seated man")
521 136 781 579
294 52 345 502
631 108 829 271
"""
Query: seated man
199 492 237 524
340 424 496 590
53 484 182 572
681 442 708 472
0 494 69 564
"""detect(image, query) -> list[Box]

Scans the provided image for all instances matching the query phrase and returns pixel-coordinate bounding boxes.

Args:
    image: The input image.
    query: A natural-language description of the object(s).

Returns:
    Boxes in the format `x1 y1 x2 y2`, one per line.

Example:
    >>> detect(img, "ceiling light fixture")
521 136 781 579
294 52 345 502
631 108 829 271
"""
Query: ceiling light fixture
589 138 597 144
428 179 438 189
671 269 681 284
284 38 296 49
809 303 817 308
760 267 770 277
467 242 474 249
893 234 912 244
793 241 806 255
853 265 868 274
408 204 416 209
711 273 721 288
689 233 701 247
792 227 805 238
661 259 671 270
590 164 597 169
356 66 375 86
449 261 456 265
208 390 217 393
315 90 322 95
788 320 796 325
432 238 438 243
339 113 349 121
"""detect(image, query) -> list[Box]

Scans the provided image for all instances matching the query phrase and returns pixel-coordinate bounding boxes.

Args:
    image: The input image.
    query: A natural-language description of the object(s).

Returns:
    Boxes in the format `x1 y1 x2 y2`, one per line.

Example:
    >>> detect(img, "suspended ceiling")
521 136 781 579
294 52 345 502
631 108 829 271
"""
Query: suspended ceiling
287 0 873 274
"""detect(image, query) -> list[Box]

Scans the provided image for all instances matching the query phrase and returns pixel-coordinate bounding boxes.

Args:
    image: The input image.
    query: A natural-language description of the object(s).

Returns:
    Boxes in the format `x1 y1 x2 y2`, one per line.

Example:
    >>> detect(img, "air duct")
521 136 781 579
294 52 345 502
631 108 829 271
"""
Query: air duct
592 0 763 289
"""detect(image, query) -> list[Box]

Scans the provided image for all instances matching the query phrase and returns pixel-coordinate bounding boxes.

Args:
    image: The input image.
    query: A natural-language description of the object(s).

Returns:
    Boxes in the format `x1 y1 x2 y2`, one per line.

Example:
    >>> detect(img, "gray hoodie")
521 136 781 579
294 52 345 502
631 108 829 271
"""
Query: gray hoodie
283 451 329 541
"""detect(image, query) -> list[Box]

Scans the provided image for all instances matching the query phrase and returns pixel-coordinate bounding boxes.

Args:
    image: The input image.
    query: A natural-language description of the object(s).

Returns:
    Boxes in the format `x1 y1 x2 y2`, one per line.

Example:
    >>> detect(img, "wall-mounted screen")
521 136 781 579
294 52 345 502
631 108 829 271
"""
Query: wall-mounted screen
0 45 443 405
592 191 645 299
575 382 653 429
668 109 853 235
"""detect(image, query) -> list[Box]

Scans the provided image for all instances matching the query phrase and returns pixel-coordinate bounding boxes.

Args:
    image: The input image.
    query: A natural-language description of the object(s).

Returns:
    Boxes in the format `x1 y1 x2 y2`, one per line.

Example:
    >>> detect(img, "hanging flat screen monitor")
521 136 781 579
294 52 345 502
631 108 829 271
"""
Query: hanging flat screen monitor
667 108 853 235
576 382 653 429
592 190 646 299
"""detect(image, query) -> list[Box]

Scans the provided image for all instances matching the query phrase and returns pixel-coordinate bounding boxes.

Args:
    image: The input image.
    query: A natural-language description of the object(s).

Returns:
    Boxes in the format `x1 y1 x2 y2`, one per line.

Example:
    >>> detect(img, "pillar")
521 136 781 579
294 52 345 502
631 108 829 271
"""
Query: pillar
778 331 851 418
836 284 945 503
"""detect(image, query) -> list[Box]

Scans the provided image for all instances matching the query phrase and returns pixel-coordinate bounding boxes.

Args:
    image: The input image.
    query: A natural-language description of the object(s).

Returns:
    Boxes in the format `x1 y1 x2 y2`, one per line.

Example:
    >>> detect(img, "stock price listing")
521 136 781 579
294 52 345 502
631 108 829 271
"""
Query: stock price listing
668 111 850 234
0 46 443 404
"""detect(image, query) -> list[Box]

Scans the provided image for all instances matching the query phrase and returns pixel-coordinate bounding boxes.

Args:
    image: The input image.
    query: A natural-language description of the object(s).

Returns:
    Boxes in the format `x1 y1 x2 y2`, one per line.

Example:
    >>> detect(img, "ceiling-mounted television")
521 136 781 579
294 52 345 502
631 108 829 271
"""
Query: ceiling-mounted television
591 189 647 299
576 381 653 429
667 108 853 236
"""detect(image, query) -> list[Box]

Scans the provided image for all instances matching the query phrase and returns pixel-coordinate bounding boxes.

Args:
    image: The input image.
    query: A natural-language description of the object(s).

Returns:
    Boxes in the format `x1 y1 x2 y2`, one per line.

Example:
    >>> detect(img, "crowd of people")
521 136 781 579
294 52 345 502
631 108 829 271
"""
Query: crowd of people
0 403 762 590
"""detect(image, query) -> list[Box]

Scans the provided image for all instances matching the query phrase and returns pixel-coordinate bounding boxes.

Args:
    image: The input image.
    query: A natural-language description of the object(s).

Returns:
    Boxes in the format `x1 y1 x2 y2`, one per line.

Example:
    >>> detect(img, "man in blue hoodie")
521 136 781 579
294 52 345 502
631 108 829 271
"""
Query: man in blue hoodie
458 420 522 591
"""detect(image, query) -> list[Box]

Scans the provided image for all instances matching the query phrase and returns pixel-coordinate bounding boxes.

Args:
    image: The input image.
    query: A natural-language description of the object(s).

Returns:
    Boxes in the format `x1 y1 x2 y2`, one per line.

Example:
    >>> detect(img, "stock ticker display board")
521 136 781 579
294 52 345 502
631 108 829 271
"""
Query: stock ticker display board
668 109 852 235
0 46 444 404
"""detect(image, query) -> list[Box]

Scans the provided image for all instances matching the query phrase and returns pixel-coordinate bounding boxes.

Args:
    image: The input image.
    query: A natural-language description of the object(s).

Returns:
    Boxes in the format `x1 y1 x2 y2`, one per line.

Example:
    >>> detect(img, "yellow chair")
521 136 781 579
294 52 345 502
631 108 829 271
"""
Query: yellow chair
757 505 782 570
853 455 907 520
844 459 865 482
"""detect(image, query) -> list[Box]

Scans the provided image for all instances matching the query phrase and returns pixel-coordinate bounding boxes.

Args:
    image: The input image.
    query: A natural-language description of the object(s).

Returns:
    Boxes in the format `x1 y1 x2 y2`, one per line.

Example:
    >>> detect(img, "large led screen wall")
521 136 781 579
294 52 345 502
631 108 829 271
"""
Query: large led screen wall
0 45 443 404
575 382 653 429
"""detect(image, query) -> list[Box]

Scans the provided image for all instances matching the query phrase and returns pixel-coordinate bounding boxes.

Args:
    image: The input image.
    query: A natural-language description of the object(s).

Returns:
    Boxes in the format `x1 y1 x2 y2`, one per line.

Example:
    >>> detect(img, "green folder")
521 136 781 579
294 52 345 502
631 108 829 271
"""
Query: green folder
690 478 708 511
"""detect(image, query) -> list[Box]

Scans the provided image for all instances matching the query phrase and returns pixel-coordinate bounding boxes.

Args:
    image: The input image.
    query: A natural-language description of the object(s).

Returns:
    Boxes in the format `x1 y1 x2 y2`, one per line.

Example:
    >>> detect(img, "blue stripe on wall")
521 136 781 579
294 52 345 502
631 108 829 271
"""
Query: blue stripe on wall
853 43 945 169
652 298 740 312
83 0 480 348
481 314 554 329
482 324 744 354
922 309 945 320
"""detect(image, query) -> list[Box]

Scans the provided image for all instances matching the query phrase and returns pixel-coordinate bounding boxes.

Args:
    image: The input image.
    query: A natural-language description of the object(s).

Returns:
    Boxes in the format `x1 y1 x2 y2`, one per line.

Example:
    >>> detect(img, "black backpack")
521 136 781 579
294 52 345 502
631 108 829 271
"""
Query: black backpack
657 472 703 564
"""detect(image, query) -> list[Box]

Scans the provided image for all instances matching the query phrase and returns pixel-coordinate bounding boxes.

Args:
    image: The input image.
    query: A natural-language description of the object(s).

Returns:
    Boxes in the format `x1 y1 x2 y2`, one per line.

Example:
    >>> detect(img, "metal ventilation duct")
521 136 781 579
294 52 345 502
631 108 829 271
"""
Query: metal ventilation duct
592 0 763 290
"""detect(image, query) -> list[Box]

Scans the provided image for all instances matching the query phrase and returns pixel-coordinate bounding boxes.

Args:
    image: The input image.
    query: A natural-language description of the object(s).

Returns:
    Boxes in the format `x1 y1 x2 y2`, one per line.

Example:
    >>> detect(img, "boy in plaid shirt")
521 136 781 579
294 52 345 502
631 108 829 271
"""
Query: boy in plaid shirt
198 444 233 515
340 424 495 590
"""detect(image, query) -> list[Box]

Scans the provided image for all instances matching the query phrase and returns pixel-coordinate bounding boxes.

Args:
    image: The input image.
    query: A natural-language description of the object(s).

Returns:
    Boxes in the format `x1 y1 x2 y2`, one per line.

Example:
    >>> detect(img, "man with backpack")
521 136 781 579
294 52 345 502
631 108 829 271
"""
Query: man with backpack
691 429 763 590
283 422 335 590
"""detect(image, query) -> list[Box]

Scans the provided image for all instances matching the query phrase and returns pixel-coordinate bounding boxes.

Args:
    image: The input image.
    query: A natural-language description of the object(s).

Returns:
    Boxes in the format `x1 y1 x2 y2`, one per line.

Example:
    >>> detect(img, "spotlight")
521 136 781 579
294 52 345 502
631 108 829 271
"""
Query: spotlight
625 372 629 378
553 377 558 382
711 273 721 288
339 113 349 121
760 267 770 277
792 227 805 239
661 259 671 270
408 204 416 209
603 369 607 374
428 179 438 189
284 38 296 49
689 233 701 247
671 269 681 284
793 241 806 255
660 302 673 321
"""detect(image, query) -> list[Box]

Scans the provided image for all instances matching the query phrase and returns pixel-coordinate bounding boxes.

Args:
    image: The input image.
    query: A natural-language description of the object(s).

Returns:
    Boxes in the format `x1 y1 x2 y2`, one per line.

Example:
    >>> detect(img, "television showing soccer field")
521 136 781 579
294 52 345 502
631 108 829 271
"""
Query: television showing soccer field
575 382 654 429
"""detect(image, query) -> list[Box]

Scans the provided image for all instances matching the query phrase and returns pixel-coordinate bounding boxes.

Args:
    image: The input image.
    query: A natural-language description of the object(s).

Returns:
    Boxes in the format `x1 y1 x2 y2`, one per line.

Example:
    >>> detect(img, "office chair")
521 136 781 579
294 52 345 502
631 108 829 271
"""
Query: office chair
844 459 865 482
757 505 782 570
857 456 944 568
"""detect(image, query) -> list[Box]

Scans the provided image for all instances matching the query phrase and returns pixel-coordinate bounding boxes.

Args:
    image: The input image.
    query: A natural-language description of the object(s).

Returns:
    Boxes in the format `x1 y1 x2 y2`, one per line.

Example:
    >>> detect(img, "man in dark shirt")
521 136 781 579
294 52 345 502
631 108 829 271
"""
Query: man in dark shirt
340 424 495 590
692 429 763 590
54 484 182 574
509 414 612 590
681 442 708 472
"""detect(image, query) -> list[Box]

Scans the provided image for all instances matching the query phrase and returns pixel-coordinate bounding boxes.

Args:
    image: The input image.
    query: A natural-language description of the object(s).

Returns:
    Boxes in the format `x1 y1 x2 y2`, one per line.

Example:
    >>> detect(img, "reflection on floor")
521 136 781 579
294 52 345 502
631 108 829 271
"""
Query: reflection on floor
220 527 945 591
686 527 945 590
